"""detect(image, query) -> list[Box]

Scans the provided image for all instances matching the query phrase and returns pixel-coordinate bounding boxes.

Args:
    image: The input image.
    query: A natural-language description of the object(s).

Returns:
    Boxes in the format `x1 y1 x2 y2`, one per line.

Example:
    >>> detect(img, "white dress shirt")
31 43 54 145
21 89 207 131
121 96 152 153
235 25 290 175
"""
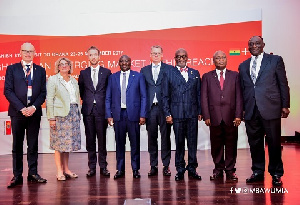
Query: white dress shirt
152 62 161 103
216 68 226 81
177 66 188 82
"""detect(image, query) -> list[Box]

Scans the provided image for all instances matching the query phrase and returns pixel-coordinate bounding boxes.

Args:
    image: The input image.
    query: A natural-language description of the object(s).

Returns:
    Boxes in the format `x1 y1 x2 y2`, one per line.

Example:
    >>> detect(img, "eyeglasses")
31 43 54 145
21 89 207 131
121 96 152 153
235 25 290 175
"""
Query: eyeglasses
21 50 35 54
151 52 162 56
59 63 70 67
175 55 187 60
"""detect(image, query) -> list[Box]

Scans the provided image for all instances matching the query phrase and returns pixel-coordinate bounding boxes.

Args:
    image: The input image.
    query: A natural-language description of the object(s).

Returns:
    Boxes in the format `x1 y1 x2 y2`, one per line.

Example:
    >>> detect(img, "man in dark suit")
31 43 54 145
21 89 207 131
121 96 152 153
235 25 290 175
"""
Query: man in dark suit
140 45 172 177
78 46 111 177
162 48 202 181
105 55 147 179
239 36 290 186
201 50 243 181
4 42 47 188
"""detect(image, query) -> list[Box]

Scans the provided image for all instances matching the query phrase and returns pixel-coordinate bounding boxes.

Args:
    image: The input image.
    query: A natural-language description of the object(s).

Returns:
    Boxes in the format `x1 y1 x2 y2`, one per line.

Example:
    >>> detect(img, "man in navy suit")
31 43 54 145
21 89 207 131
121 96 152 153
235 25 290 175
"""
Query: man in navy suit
4 42 47 188
140 45 172 177
239 36 290 186
105 55 147 179
79 46 111 177
162 48 202 181
201 50 243 181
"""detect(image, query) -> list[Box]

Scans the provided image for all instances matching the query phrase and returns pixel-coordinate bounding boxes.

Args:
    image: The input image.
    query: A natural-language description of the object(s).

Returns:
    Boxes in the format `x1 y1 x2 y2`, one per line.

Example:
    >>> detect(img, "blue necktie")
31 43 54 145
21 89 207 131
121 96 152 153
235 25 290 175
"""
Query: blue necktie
26 65 32 104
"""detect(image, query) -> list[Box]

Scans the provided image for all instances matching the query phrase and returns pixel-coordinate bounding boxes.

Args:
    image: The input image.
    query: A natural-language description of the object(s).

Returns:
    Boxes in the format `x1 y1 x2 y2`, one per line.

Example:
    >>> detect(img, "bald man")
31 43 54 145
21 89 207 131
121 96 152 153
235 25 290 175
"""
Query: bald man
201 50 243 181
5 42 47 188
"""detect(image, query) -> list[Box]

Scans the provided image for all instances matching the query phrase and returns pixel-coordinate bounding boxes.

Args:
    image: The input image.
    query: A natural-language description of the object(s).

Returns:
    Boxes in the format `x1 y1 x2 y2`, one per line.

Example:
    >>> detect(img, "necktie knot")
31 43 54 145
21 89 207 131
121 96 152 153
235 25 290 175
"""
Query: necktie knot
26 65 30 72
180 67 188 72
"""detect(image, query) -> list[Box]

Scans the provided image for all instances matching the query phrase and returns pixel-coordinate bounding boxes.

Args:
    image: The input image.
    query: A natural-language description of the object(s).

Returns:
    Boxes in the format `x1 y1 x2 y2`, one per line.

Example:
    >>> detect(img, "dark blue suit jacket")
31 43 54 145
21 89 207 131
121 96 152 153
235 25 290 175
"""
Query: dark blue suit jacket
105 70 147 122
78 66 111 116
140 62 172 117
4 62 46 116
239 53 290 120
162 66 201 119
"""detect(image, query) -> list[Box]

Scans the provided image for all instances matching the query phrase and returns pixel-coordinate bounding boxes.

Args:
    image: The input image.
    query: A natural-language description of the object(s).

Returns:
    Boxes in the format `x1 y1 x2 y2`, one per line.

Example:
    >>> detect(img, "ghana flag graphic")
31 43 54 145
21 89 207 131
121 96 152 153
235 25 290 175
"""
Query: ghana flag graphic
229 49 241 55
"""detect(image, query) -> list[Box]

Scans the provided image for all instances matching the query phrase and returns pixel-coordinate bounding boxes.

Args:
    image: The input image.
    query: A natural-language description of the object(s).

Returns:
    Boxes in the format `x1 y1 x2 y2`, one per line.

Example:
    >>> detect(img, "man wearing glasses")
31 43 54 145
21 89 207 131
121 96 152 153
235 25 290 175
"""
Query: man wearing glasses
162 48 202 181
140 45 172 177
4 42 47 188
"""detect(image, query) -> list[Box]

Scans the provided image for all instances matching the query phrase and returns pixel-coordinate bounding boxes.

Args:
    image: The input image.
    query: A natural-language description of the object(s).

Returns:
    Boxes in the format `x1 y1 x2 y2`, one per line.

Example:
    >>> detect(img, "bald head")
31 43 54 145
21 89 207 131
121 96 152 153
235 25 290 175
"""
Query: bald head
20 42 35 63
213 50 227 70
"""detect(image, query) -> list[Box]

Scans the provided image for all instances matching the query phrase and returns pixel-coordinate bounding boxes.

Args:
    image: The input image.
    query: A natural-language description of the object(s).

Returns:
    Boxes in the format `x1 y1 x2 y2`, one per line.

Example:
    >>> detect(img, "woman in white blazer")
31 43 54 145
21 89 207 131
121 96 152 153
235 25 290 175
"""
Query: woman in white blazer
46 57 81 181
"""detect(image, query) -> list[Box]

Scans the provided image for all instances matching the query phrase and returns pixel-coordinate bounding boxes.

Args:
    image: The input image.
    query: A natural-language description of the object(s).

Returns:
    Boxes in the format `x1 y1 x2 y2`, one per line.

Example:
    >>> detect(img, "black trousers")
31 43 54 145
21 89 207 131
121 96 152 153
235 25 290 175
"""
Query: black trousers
245 106 283 176
146 104 171 167
210 121 238 174
83 104 108 170
173 118 198 173
11 115 41 177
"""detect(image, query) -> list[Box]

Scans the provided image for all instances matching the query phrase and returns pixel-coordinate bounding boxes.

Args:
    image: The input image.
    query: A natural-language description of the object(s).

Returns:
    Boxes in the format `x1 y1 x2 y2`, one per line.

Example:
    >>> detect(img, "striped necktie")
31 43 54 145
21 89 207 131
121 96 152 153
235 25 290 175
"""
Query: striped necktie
251 56 258 84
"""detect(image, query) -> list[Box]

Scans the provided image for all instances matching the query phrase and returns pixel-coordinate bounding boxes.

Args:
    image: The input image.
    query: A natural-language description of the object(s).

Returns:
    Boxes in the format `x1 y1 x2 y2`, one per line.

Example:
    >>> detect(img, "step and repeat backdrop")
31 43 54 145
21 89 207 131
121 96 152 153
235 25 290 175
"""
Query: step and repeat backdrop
0 17 261 154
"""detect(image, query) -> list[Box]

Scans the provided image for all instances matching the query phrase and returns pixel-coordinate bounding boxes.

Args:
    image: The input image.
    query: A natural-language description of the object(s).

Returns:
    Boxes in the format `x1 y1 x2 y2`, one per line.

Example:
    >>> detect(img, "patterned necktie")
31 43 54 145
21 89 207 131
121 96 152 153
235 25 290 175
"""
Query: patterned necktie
26 65 32 104
153 64 159 82
251 56 258 84
220 71 224 90
92 68 97 89
121 72 126 105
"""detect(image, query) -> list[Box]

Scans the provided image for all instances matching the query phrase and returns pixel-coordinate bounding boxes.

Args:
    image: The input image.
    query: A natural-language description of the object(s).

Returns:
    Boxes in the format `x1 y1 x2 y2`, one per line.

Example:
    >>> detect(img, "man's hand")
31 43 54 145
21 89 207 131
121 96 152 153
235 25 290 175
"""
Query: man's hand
166 116 173 124
198 115 202 121
233 118 241 127
107 118 114 126
139 117 146 125
20 107 27 117
26 106 36 116
281 108 290 118
205 119 211 126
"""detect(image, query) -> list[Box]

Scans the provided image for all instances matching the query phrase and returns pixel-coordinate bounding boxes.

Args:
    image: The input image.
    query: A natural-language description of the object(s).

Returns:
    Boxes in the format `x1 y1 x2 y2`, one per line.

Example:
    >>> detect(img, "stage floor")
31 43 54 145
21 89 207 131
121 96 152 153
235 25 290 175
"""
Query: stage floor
1 144 299 204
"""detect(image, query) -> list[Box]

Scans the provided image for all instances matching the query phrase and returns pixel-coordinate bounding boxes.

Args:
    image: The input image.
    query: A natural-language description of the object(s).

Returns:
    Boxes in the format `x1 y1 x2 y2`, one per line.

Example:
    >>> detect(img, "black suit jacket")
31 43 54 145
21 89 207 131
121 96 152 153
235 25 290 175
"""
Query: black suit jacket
4 62 46 116
201 69 243 126
239 53 290 120
78 66 111 116
140 62 172 117
162 66 201 119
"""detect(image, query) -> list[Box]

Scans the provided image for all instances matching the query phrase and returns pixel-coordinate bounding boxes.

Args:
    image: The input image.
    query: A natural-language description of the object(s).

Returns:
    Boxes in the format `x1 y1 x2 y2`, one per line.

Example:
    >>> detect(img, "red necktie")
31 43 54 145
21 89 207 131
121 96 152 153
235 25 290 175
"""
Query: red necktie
220 71 224 90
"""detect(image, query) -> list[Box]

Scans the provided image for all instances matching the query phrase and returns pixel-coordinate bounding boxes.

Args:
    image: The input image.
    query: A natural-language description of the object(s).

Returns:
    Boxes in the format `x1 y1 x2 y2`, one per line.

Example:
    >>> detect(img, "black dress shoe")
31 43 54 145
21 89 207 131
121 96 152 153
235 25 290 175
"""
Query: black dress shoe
246 173 264 183
148 166 158 176
175 172 184 181
188 171 202 180
163 166 171 176
7 176 23 188
114 170 125 179
27 174 47 183
210 173 224 180
272 175 282 186
86 170 96 177
226 172 238 181
133 170 141 179
100 168 110 177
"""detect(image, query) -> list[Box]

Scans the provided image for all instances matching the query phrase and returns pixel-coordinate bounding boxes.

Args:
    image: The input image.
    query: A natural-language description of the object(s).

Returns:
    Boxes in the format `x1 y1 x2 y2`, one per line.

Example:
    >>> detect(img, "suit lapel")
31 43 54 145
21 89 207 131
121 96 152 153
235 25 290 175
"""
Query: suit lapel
17 63 27 83
173 67 186 84
156 63 165 84
96 67 104 90
114 71 121 93
146 65 155 85
256 53 269 82
127 71 135 91
223 70 230 90
244 58 252 83
212 70 221 90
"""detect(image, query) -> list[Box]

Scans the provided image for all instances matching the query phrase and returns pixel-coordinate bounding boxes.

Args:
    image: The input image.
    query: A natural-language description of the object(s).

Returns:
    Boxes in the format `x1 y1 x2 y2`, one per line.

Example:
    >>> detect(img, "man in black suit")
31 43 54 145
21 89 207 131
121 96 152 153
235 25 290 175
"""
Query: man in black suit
140 45 172 177
162 48 202 181
79 46 111 177
239 36 290 186
4 42 47 188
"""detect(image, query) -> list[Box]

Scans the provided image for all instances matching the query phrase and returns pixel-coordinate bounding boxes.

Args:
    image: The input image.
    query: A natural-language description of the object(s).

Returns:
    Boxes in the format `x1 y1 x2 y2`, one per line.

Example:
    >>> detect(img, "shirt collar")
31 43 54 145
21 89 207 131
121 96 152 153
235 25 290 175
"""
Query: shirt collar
152 62 161 67
91 65 100 71
22 60 32 67
216 68 226 75
251 52 264 60
121 70 130 75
